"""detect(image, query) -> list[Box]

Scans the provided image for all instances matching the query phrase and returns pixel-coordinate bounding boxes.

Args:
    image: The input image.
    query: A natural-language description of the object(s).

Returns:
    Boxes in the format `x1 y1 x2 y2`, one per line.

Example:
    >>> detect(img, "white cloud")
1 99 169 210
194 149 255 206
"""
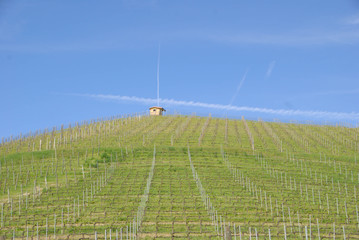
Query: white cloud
76 93 359 120
0 40 127 53
207 30 359 46
3 27 359 53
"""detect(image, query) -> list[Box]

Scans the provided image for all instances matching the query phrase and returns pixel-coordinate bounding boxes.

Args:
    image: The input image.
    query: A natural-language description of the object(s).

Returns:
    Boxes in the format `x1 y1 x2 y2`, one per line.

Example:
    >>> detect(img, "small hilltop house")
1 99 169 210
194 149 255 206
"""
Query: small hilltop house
149 106 166 116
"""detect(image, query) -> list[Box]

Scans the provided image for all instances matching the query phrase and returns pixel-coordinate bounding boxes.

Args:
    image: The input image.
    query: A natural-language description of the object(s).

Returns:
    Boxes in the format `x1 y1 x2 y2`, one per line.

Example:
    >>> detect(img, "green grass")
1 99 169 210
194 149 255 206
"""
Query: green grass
0 115 358 239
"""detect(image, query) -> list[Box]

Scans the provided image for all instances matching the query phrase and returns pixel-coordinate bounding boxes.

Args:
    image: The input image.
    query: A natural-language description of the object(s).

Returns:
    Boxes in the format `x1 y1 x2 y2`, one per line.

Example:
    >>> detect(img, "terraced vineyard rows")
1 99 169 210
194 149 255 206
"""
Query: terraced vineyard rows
0 114 358 239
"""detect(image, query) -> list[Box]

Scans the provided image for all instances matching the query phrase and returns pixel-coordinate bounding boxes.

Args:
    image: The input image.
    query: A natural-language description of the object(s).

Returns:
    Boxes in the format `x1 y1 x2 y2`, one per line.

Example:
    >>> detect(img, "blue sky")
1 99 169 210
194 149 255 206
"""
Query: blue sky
1 0 359 138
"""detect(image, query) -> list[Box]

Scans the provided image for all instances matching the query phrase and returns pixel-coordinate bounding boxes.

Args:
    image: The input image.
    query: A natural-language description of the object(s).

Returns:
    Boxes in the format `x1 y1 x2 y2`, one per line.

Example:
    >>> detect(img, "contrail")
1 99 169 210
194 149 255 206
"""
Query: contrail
157 44 160 106
229 70 248 105
266 61 276 78
76 93 359 120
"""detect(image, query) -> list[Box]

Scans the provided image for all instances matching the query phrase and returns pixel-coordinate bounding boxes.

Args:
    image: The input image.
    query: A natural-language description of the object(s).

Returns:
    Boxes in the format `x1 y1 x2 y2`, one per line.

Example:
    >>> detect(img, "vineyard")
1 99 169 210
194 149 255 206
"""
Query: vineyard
0 114 359 239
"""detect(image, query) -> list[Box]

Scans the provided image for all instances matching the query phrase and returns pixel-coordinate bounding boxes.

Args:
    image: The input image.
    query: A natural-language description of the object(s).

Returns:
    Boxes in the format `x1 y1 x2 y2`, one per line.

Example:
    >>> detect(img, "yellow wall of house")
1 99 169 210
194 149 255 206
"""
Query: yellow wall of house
150 108 163 116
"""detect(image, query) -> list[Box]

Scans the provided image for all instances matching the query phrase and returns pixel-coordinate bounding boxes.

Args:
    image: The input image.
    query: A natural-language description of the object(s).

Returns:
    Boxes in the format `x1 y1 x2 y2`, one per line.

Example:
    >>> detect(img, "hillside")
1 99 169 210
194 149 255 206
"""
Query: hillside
0 114 358 239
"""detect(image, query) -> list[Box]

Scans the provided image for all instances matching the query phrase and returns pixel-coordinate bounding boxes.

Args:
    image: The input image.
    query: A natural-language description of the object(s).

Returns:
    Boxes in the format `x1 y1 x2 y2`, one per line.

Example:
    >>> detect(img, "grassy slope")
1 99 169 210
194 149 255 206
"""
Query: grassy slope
0 115 358 239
